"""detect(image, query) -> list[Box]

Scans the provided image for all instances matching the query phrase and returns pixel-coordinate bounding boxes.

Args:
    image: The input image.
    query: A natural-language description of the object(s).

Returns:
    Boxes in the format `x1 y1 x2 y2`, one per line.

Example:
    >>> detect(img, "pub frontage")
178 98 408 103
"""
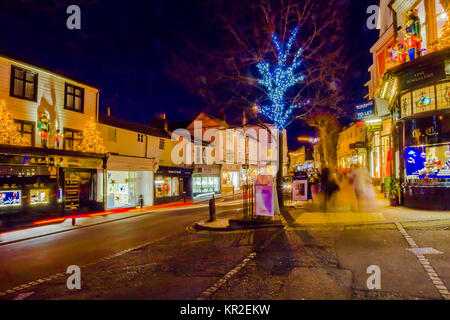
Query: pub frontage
381 47 450 210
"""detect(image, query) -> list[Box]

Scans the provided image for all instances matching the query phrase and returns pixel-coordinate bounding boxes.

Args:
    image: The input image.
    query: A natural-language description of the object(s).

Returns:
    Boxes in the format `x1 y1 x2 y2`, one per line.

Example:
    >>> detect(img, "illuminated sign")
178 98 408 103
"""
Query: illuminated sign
355 100 375 121
365 118 383 132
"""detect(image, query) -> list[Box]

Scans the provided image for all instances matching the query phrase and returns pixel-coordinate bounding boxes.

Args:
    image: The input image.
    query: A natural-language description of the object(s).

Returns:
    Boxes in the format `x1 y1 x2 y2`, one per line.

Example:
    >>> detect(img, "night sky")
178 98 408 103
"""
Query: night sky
0 0 378 150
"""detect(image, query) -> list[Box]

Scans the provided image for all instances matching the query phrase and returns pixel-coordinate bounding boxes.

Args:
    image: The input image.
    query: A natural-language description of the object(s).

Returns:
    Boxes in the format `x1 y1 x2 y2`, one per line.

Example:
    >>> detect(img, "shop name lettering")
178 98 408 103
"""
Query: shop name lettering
406 71 435 85
29 157 81 167
412 127 438 139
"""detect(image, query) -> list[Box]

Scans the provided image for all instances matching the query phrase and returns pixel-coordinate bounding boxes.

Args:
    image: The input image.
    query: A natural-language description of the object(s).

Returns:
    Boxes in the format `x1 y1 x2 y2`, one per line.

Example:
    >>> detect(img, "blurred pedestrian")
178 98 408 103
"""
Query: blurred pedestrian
319 168 340 212
349 164 376 211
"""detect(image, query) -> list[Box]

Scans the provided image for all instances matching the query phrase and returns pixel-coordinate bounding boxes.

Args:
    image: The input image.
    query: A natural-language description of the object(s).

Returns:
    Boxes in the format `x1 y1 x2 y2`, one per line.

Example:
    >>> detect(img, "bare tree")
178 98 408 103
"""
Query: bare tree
307 113 341 170
168 0 351 125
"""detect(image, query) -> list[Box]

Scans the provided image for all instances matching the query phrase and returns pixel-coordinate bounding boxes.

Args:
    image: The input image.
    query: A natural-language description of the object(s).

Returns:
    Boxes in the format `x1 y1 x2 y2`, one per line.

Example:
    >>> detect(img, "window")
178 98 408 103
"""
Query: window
30 189 50 205
413 0 427 51
108 128 117 142
413 86 435 114
14 119 35 146
401 92 413 117
64 83 84 113
10 66 37 101
436 82 450 109
436 0 448 38
64 128 83 151
137 133 144 143
159 138 165 149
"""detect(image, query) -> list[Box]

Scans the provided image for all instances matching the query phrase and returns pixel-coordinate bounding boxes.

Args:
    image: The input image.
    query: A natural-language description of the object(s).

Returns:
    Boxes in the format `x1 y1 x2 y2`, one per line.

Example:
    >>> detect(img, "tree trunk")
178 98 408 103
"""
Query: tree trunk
277 130 284 210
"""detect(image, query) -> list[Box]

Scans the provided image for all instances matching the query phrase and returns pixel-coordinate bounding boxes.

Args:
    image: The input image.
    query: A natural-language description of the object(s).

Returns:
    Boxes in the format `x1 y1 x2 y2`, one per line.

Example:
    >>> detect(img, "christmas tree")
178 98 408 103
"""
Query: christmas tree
79 117 106 153
0 101 25 146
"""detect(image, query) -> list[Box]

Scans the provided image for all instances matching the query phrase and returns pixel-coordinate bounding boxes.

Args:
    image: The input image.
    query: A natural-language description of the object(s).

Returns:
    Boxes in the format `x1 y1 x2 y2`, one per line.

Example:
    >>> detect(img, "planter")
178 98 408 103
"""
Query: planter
384 192 389 199
390 197 399 207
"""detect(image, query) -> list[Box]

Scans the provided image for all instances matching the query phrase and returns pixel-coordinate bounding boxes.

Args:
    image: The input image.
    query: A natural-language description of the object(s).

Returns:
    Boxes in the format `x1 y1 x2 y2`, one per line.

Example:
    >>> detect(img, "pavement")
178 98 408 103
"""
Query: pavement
194 181 450 231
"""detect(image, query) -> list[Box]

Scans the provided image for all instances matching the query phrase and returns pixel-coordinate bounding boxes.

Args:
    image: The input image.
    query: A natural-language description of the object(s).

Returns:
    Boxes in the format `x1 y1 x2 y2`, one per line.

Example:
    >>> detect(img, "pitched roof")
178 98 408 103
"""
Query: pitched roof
98 114 171 139
0 50 99 90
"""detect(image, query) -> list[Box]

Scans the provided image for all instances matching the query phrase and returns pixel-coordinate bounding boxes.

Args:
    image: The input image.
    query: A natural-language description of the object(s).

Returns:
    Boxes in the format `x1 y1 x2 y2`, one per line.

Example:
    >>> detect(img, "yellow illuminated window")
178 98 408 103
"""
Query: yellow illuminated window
30 189 49 205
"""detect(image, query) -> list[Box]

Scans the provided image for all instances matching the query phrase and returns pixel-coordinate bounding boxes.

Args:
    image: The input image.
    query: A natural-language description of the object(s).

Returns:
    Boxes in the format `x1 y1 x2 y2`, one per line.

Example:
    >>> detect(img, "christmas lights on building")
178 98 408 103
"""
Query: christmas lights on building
79 117 107 154
0 101 25 146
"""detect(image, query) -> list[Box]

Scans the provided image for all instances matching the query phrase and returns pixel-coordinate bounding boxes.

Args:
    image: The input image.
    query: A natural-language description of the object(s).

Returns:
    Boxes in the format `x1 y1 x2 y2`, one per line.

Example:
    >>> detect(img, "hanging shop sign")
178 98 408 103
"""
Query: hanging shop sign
255 174 274 217
292 180 307 201
350 142 365 149
399 63 446 91
365 118 383 132
64 172 80 210
355 100 375 122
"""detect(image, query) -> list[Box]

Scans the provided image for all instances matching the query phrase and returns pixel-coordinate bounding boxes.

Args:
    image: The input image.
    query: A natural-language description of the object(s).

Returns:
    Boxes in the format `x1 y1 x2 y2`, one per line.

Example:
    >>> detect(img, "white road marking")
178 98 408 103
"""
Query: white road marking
395 222 450 300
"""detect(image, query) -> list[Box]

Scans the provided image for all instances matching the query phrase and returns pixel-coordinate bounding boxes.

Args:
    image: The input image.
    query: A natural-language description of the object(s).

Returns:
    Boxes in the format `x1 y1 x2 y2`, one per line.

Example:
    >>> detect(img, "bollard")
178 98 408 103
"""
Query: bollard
209 194 216 222
71 207 76 226
139 195 144 208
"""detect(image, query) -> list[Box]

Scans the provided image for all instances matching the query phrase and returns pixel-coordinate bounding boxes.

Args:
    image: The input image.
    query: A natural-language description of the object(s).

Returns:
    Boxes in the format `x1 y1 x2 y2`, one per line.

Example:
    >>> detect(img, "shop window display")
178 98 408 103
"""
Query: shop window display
0 190 21 207
405 143 450 179
107 171 135 208
193 176 220 196
155 176 182 198
30 189 49 205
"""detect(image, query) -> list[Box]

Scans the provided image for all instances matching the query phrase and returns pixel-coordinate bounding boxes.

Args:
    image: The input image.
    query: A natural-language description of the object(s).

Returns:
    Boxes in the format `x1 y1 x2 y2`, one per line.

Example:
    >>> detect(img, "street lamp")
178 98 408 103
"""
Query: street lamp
297 136 319 145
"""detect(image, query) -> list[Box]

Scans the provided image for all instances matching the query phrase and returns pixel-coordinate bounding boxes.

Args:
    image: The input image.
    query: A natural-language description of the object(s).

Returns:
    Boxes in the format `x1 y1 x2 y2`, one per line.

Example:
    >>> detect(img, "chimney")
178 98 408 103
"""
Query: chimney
161 113 168 132
107 106 111 117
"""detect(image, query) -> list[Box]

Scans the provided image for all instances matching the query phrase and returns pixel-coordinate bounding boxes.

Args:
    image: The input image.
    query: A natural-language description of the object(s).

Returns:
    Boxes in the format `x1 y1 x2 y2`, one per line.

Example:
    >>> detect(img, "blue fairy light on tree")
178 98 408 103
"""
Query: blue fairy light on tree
256 27 305 130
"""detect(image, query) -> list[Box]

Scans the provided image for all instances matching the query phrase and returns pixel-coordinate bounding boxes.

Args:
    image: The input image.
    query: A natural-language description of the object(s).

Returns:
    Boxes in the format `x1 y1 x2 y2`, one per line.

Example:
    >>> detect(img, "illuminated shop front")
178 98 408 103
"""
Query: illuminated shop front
0 147 105 216
193 165 220 198
106 171 136 208
221 164 241 194
382 47 450 209
102 155 155 209
395 112 450 210
154 166 192 204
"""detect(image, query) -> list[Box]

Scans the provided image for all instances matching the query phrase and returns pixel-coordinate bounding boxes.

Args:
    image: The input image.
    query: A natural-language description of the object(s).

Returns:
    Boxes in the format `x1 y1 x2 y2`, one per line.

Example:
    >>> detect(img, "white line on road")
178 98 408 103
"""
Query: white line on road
395 222 450 300
0 234 172 299
196 224 288 300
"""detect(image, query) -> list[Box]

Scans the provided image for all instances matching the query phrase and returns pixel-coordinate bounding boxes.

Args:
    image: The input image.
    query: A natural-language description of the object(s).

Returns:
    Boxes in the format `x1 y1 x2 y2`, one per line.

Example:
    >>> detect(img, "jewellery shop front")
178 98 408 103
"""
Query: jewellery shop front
0 146 106 218
385 48 450 210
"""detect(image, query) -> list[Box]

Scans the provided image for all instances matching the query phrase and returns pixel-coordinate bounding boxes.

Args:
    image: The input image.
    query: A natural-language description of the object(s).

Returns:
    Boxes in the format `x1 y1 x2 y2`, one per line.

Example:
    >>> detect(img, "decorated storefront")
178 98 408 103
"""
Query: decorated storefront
221 164 241 194
0 146 105 216
382 47 450 209
154 166 192 204
103 155 156 209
